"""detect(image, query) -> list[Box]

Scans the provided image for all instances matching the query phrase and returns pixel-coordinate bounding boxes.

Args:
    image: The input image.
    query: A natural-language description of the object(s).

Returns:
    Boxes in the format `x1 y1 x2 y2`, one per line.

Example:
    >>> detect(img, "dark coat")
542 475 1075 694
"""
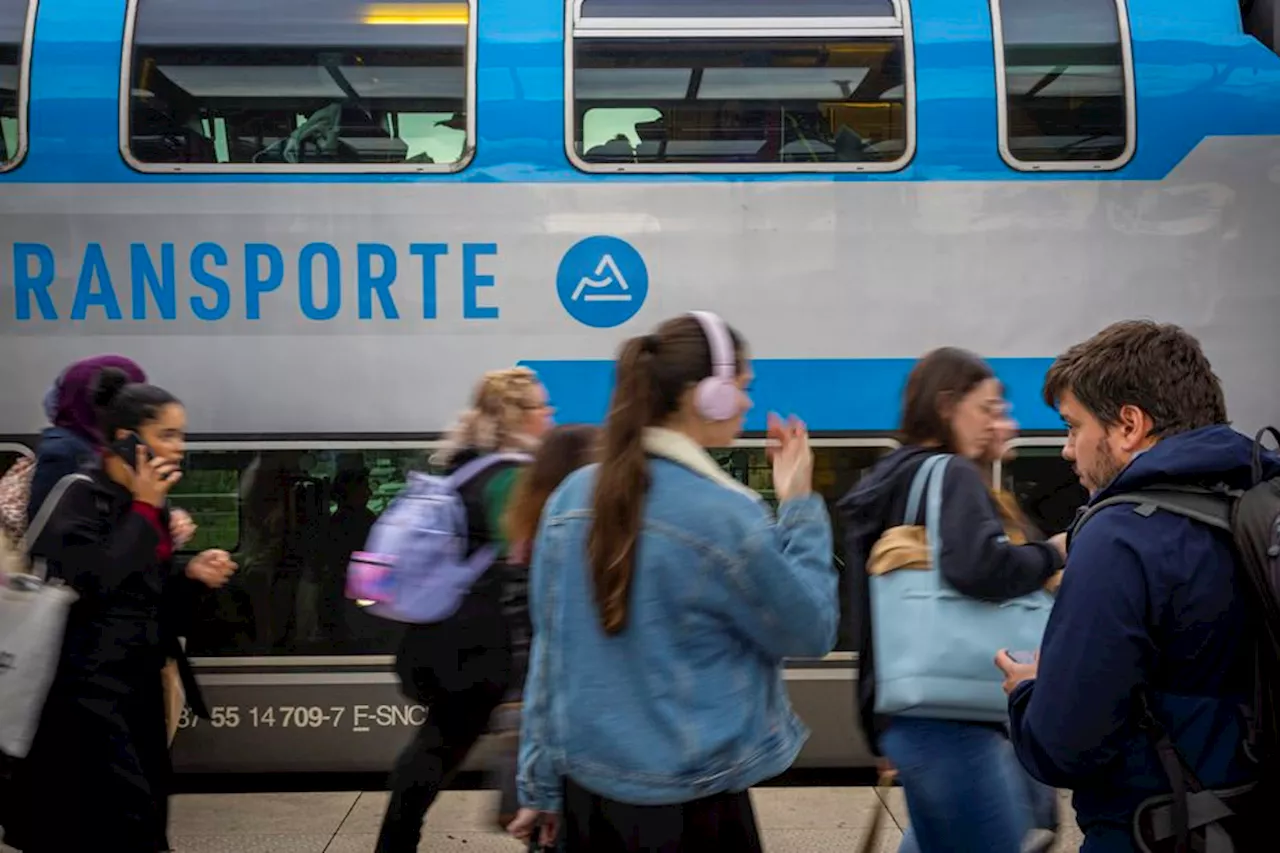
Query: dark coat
27 426 97 524
11 470 205 853
1007 425 1280 841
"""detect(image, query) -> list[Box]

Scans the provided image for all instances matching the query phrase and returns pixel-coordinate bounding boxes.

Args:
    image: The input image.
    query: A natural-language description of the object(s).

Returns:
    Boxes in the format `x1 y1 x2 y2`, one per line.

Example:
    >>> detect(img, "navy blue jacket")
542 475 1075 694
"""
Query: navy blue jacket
1008 425 1280 839
28 427 98 524
840 446 1063 752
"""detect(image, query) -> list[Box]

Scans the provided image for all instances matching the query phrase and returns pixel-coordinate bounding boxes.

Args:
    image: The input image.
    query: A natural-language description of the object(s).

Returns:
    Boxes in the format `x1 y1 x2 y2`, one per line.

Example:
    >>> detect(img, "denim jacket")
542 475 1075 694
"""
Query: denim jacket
517 427 839 812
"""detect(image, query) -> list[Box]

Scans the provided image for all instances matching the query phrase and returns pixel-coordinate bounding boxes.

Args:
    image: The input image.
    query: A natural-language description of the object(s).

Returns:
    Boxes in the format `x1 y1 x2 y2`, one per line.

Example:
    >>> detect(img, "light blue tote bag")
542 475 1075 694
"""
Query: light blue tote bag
870 455 1054 722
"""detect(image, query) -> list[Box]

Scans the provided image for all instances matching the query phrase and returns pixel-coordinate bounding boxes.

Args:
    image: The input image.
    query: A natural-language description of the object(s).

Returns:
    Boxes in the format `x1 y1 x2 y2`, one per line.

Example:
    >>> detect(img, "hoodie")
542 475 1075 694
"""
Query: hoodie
27 427 99 524
1007 424 1280 840
839 445 1064 752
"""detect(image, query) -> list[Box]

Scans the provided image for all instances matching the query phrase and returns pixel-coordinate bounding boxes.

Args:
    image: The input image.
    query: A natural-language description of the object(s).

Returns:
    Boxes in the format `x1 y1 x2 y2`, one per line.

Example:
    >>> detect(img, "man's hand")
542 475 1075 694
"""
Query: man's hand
995 649 1039 696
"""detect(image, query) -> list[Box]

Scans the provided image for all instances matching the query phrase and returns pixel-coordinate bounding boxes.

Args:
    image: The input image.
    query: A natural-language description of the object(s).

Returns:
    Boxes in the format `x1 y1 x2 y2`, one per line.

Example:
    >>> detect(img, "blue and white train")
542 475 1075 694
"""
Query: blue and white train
2 0 1278 773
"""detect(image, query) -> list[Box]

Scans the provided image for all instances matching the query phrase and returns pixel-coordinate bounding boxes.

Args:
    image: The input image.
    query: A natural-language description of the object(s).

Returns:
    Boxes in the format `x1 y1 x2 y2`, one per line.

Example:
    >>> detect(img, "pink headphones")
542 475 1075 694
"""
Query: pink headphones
689 311 740 421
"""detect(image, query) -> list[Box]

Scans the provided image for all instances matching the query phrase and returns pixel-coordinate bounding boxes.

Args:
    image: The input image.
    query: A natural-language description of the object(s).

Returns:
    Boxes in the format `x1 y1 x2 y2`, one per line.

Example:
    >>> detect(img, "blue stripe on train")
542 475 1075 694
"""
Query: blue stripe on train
520 357 1060 433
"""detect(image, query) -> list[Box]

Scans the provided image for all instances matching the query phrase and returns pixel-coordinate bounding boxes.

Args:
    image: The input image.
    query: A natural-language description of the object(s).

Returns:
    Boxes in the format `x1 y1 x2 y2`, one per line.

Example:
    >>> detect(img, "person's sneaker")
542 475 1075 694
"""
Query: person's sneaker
1023 828 1057 853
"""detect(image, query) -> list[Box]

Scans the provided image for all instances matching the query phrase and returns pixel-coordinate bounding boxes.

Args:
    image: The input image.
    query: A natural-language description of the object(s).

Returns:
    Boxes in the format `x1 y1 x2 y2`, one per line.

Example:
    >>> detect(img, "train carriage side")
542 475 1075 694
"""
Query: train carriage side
0 0 1278 772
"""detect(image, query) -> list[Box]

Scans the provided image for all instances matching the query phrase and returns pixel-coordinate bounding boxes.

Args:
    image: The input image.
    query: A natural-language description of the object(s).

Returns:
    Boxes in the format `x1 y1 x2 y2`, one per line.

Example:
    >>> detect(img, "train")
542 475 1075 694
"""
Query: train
2 0 1279 773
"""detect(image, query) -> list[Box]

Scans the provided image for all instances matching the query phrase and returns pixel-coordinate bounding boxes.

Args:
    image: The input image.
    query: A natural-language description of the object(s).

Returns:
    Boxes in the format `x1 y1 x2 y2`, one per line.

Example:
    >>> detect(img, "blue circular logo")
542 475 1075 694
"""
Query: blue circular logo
556 236 648 329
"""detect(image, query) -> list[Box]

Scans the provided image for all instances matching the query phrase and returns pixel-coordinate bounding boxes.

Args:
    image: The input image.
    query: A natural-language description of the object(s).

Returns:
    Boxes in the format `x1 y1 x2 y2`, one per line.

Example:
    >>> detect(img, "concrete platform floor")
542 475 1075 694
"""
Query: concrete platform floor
2 785 1084 852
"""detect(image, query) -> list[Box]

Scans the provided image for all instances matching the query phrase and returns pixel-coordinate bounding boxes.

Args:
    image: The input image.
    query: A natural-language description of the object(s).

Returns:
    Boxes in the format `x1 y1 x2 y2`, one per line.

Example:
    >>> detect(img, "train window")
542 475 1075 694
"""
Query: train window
568 0 915 173
0 0 35 172
179 441 894 659
122 0 475 173
0 444 32 475
169 456 242 555
710 443 895 653
180 447 432 658
998 443 1087 537
991 0 1135 170
1244 0 1280 57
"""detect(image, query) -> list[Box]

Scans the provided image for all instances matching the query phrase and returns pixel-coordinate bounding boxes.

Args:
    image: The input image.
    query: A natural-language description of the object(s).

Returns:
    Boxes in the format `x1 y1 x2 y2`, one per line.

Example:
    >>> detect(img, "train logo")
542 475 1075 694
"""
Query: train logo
556 236 648 328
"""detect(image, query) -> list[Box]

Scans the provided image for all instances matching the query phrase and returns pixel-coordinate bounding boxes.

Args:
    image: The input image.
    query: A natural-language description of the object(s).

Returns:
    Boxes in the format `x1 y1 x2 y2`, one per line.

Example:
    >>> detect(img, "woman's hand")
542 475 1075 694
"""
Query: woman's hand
130 446 182 508
509 809 560 847
170 508 197 548
768 412 814 503
186 549 238 589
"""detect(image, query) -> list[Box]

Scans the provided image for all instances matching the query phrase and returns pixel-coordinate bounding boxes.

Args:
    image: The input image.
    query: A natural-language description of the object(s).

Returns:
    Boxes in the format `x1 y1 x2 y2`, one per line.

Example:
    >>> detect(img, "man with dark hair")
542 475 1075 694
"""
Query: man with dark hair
994 320 1279 852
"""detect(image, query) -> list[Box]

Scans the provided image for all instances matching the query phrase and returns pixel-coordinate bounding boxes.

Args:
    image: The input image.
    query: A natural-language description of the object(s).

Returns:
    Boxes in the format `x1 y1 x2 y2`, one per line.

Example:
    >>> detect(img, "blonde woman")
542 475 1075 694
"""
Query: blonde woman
376 367 553 853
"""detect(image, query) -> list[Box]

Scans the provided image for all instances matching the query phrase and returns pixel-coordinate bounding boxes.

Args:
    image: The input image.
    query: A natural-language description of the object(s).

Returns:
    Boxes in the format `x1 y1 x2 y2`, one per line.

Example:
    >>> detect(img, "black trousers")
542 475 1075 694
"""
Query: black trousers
10 668 173 853
375 596 511 853
560 777 764 853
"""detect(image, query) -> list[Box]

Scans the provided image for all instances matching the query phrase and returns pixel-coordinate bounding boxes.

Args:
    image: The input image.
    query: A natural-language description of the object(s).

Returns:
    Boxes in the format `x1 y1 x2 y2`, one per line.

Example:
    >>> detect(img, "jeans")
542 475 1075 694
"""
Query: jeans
882 717 1031 853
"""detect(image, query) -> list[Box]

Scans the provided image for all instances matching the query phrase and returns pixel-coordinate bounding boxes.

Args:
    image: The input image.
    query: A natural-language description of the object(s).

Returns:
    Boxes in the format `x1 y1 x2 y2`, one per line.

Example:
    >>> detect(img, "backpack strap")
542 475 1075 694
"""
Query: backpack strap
1071 485 1236 543
1072 490 1248 852
448 452 531 572
1136 692 1202 853
1254 426 1280 486
445 451 532 491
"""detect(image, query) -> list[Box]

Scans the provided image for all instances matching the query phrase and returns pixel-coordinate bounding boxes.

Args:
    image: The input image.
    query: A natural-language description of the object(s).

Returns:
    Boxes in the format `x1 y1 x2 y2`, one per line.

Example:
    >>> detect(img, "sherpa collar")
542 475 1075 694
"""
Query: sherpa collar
642 427 760 501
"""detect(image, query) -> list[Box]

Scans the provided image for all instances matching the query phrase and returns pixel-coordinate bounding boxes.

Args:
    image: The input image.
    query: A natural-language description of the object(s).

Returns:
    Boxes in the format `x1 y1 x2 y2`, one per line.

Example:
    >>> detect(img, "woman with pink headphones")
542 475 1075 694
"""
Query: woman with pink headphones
508 312 840 851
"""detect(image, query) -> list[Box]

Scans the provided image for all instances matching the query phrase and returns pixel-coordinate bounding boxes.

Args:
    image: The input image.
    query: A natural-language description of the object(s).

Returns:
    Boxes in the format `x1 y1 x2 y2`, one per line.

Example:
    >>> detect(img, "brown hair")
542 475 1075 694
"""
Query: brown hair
589 314 745 635
991 489 1031 544
1042 320 1227 436
504 424 601 558
899 347 996 451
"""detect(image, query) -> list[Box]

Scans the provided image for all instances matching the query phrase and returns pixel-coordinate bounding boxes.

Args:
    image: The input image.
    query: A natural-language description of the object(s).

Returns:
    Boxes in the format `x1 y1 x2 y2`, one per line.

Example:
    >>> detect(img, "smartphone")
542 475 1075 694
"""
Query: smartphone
109 434 182 480
110 433 151 469
1009 651 1036 665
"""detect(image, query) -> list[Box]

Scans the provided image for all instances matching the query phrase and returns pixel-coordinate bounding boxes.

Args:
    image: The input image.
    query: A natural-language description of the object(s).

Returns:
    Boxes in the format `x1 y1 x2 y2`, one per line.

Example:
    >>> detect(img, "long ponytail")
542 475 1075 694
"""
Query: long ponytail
588 336 658 635
585 316 745 636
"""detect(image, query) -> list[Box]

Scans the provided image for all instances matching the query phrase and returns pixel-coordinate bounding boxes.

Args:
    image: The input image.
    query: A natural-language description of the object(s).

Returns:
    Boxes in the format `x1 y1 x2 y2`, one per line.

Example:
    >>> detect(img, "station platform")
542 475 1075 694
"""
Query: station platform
2 785 1084 852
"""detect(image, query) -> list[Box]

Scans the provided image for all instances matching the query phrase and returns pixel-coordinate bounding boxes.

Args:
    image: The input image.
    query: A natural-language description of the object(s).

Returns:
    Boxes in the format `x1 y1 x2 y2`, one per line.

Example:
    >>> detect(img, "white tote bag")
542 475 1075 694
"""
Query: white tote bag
0 473 90 758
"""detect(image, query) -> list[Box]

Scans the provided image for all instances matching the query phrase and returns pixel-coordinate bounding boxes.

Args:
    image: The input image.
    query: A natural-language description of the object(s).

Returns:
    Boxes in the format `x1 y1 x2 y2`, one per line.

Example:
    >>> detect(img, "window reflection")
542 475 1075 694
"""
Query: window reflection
574 38 909 168
0 449 28 474
994 0 1131 165
711 446 892 651
580 0 898 17
0 0 31 168
180 444 891 657
1001 445 1087 536
126 0 471 168
180 448 429 656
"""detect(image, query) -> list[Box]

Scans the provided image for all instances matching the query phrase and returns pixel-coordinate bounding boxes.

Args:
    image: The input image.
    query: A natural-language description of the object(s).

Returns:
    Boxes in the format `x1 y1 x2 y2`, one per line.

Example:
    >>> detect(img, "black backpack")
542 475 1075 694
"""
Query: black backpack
1070 427 1280 853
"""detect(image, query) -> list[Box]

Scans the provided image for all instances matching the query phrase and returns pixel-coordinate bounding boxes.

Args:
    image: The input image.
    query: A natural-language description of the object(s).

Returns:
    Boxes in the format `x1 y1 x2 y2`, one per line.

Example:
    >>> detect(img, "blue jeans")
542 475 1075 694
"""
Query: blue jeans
898 770 1057 853
882 717 1031 853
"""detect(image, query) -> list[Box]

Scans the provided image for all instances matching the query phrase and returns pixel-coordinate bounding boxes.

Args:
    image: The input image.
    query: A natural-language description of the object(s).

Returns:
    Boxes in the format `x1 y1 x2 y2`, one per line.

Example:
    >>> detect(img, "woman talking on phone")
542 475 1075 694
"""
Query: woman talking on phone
9 369 237 853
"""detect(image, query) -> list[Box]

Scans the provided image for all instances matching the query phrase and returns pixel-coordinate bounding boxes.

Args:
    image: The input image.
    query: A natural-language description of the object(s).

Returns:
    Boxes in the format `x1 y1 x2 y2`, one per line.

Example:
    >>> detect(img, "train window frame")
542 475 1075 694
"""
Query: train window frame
117 0 479 175
0 0 38 174
181 436 897 666
989 0 1137 173
729 434 899 663
0 438 33 458
991 435 1065 490
563 0 918 175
